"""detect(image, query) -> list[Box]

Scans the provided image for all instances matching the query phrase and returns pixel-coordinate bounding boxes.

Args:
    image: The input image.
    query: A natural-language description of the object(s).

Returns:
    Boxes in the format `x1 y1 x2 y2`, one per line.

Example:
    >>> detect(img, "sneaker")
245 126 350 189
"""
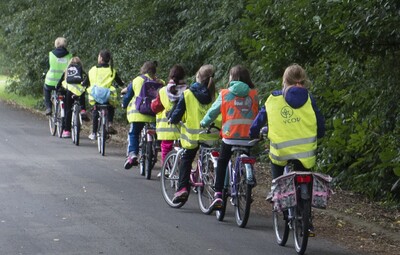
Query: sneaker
124 153 138 169
209 192 223 211
157 172 162 178
172 188 188 203
108 125 117 135
88 133 96 140
266 191 273 202
80 110 90 122
45 108 52 116
62 130 71 138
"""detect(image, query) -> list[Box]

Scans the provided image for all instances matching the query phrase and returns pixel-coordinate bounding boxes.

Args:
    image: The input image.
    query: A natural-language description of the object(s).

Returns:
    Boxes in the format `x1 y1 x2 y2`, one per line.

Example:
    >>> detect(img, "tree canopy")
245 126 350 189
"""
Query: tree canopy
1 0 399 201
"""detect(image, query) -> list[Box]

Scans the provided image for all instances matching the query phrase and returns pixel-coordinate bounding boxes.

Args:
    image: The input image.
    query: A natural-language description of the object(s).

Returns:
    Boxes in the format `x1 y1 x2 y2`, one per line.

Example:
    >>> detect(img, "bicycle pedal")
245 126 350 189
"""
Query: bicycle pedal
308 231 316 237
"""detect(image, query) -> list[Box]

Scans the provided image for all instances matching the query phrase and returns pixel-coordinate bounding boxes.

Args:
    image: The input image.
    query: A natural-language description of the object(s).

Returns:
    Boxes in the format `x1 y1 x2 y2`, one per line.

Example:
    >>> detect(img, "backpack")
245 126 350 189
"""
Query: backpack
66 64 83 84
135 75 163 116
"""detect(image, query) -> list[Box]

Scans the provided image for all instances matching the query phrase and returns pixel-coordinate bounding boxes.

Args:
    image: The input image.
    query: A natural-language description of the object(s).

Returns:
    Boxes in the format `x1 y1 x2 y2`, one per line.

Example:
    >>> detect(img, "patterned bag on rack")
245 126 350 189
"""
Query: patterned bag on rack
311 173 333 209
271 172 297 212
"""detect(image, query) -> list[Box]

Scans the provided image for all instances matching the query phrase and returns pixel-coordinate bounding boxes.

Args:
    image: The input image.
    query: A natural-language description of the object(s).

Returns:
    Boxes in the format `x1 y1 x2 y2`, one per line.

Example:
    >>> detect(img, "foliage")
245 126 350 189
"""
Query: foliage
0 0 399 201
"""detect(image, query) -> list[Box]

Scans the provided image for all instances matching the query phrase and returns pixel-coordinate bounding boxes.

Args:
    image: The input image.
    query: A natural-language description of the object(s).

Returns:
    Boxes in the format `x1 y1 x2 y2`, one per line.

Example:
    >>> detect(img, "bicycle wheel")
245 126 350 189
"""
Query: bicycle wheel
160 150 185 208
234 162 253 228
145 141 154 180
139 132 146 176
293 199 311 255
56 103 63 138
49 99 57 136
72 107 80 146
272 208 290 246
216 189 228 221
198 154 216 215
97 113 106 156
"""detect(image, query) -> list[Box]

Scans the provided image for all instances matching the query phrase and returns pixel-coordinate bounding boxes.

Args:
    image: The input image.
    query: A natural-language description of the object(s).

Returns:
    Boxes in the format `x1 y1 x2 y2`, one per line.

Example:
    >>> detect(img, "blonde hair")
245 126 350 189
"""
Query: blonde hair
54 37 67 48
196 64 215 101
282 64 310 88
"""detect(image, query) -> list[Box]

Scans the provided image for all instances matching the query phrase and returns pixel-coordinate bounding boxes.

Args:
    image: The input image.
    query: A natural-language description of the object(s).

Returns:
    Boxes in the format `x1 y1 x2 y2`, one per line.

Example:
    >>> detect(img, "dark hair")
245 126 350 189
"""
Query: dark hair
229 65 255 89
140 61 157 77
169 64 186 84
99 49 114 77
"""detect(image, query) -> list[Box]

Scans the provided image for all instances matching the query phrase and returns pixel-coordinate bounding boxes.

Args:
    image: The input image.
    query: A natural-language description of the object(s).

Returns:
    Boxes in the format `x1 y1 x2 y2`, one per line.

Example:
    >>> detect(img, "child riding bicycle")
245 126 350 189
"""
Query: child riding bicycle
201 65 259 211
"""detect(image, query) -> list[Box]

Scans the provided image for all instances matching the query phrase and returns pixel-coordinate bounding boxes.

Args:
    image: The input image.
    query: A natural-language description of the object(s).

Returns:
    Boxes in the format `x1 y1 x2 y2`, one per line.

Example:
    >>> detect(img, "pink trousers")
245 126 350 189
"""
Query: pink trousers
161 140 174 163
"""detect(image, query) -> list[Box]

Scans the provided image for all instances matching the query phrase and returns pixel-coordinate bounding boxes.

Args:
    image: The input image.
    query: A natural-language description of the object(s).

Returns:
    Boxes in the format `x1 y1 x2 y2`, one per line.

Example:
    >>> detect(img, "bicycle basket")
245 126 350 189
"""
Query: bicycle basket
271 173 297 212
311 173 333 209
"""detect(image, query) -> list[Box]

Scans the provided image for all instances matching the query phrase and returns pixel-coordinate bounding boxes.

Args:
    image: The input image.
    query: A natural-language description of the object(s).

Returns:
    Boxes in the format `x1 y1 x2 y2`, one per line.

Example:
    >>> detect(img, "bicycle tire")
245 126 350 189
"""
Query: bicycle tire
145 141 154 180
160 150 185 208
56 103 63 138
97 112 107 156
272 209 290 246
198 154 216 215
49 98 57 136
293 199 311 255
139 132 146 176
234 162 252 228
216 188 228 221
72 107 80 146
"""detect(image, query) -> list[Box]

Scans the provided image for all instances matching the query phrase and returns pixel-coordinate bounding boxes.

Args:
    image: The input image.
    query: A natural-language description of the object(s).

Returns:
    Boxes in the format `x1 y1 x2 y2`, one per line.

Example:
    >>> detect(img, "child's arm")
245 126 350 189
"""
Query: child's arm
249 106 267 138
200 93 222 127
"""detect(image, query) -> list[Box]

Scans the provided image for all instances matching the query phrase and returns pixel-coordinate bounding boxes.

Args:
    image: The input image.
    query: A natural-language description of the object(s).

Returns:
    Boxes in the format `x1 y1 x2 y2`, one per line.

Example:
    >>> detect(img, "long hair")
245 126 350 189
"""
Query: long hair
196 64 215 101
169 64 186 85
228 65 255 89
64 57 82 81
282 63 310 88
99 49 114 77
140 61 157 78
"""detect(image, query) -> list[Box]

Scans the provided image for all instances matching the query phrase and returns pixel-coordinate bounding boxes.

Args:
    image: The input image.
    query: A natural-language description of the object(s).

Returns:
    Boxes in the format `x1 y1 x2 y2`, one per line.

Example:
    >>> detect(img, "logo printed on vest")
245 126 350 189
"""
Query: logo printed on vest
234 96 253 114
281 106 300 124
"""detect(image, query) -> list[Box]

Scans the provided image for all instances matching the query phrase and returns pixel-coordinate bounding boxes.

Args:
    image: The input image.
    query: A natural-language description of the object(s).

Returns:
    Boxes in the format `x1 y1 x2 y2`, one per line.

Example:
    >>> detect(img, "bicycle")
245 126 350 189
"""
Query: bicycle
48 90 65 138
95 104 110 156
271 160 332 255
160 125 220 214
215 140 258 228
70 94 83 146
138 122 159 180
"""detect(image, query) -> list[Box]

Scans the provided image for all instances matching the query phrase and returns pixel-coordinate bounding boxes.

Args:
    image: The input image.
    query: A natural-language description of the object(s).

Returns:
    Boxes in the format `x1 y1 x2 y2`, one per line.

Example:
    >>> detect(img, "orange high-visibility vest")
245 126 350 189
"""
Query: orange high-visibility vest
220 89 258 139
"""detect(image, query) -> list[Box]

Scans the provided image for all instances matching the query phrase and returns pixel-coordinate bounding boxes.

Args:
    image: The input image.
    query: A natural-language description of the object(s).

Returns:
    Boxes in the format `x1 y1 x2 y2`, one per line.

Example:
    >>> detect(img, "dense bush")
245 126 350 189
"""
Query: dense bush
0 0 399 201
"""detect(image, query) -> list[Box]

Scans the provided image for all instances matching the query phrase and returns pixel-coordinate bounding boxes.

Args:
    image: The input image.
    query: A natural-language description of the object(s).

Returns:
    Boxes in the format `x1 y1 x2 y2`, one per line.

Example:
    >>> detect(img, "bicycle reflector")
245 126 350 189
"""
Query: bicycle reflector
296 174 312 183
240 157 256 165
211 151 219 157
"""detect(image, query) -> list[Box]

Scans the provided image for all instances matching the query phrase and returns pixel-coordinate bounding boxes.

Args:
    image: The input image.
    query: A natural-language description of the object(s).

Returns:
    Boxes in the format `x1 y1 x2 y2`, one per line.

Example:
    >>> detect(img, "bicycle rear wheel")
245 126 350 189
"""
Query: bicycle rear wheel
160 150 185 208
293 199 311 255
56 103 63 138
235 162 252 228
71 107 80 146
198 154 216 215
272 209 290 246
97 114 107 156
139 132 146 176
49 99 57 136
145 141 154 180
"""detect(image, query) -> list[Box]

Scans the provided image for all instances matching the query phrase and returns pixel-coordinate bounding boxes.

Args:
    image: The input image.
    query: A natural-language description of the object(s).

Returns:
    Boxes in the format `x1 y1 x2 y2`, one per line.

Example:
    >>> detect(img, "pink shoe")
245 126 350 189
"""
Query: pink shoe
62 130 71 138
172 187 188 203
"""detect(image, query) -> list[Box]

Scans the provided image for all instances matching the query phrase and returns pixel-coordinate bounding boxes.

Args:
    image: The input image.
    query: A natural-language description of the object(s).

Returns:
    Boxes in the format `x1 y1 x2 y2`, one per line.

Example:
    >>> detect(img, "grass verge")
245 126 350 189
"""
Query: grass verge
0 75 40 108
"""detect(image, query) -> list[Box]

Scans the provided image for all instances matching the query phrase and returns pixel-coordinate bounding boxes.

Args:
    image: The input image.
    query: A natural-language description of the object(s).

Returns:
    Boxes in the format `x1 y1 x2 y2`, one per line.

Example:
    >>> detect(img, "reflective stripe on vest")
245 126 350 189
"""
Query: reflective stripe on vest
220 89 258 139
266 94 317 168
87 66 118 107
62 81 86 96
156 87 181 140
127 74 157 123
45 52 72 86
180 90 219 149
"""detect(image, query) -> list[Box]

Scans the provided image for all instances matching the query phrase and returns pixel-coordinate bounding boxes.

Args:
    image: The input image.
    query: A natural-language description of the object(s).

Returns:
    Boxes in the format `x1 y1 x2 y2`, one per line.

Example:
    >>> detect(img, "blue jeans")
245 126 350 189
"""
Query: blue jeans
127 122 146 155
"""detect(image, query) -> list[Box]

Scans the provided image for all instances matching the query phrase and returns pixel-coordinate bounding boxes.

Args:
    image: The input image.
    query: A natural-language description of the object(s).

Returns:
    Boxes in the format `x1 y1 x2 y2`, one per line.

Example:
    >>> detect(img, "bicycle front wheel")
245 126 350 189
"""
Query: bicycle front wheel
139 133 146 176
145 141 154 180
293 199 311 255
49 99 57 136
198 154 216 215
160 150 185 208
272 209 290 246
234 162 252 228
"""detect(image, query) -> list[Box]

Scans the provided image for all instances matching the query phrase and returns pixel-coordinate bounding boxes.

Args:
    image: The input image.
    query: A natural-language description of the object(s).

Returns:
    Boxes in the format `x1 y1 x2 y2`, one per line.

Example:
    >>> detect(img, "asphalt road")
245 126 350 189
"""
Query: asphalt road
0 101 358 255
